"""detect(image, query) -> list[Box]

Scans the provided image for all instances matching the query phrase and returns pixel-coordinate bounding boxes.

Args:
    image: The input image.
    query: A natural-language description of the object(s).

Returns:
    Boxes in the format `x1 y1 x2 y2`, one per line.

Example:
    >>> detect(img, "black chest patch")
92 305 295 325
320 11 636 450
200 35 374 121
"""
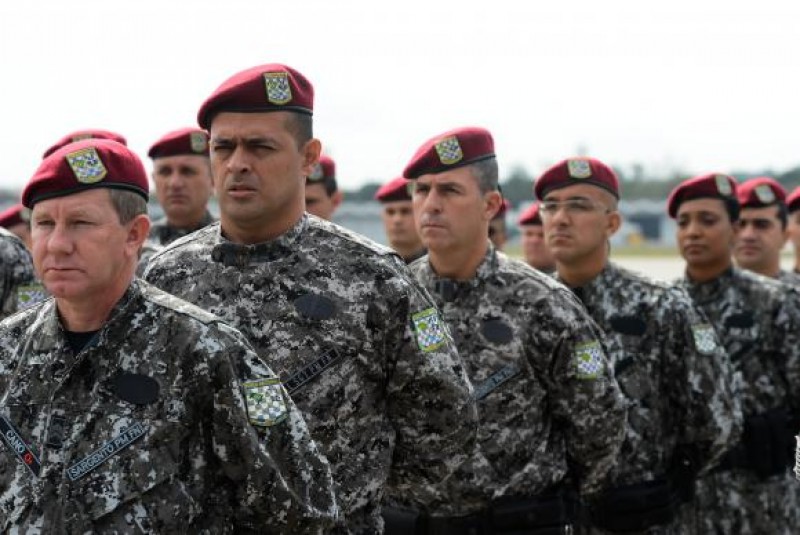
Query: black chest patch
113 373 160 405
609 315 647 336
481 319 514 344
725 312 754 329
293 294 336 321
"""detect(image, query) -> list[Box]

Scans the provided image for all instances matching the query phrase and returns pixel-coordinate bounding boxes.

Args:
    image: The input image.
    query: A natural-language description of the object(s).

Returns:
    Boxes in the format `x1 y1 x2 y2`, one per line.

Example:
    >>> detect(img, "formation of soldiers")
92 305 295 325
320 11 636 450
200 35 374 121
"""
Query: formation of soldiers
0 61 798 534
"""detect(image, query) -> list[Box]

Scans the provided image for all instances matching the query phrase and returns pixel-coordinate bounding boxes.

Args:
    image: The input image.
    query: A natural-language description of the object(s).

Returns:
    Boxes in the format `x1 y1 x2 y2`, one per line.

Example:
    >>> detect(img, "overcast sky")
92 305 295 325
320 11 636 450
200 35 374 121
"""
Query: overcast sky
2 0 799 193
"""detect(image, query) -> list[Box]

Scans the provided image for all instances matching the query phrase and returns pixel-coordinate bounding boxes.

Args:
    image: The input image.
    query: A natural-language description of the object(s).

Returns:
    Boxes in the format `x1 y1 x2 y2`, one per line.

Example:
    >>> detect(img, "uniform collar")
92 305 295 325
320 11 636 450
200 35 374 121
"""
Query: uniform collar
212 215 307 267
428 243 499 301
558 262 614 305
682 266 735 304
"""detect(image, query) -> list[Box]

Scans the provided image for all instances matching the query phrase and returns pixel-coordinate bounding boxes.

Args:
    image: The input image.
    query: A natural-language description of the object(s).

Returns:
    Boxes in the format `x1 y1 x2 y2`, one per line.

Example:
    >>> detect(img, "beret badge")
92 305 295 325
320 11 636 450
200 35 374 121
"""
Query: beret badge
66 147 108 184
263 72 292 105
434 136 463 166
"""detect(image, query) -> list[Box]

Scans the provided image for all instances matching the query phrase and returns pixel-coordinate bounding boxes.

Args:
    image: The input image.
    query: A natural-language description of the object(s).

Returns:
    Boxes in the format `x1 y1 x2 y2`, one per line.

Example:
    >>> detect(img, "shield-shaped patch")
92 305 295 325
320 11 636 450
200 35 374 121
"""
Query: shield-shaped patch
574 340 603 379
16 283 47 310
754 184 775 204
263 72 292 105
190 132 207 153
66 147 108 184
308 162 324 180
692 324 718 355
434 136 463 165
412 307 446 353
715 175 732 196
567 159 592 179
242 378 287 427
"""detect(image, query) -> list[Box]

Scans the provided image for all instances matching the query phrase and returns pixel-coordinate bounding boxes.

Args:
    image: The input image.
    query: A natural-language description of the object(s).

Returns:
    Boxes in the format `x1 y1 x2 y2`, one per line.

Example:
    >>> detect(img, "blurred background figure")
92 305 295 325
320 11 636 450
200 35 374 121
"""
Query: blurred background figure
517 201 555 273
147 127 215 246
0 203 31 250
305 154 343 220
488 198 510 250
42 128 127 158
785 186 800 277
374 176 425 263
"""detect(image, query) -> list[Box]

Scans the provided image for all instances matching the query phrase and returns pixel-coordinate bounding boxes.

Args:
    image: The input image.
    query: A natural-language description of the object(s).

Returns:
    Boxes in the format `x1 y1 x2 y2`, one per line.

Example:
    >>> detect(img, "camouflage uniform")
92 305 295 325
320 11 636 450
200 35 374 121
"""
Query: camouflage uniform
566 263 739 534
677 267 800 534
137 240 163 277
144 215 477 533
408 246 626 515
0 227 37 319
0 279 336 533
776 269 800 289
148 211 215 246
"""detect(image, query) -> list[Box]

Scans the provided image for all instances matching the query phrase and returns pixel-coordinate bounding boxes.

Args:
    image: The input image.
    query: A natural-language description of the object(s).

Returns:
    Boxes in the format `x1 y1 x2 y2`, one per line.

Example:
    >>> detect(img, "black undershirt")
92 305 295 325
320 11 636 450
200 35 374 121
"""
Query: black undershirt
64 330 100 354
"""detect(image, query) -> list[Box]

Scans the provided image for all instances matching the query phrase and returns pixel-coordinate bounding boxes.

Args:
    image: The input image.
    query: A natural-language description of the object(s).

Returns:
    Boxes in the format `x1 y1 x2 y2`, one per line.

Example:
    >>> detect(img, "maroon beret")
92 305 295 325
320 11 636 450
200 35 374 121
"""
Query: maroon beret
666 173 738 218
308 155 335 182
0 204 29 229
736 176 786 208
148 127 209 159
518 202 543 226
197 63 314 129
534 157 620 200
403 126 495 179
374 176 412 203
23 139 149 209
42 129 127 159
787 186 800 213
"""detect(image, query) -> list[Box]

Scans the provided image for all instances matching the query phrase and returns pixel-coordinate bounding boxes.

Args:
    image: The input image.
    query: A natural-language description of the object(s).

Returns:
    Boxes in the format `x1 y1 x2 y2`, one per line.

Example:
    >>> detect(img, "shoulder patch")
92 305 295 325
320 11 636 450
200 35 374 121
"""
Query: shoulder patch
243 378 287 427
574 340 604 380
691 324 718 355
16 283 48 310
412 307 447 353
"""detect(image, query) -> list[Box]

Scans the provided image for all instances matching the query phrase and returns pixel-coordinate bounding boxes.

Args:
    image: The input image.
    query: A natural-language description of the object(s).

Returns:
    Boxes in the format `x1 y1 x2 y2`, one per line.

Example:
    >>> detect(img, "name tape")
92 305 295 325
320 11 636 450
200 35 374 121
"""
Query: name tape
67 422 148 481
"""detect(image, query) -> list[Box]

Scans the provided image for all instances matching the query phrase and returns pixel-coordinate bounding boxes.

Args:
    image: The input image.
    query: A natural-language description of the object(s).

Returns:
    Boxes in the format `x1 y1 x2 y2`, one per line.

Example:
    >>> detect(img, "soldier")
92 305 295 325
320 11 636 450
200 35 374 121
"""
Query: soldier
0 138 336 533
143 63 477 533
517 201 555 273
42 128 127 158
488 198 510 250
536 157 738 533
668 172 800 534
787 186 800 276
733 177 800 286
0 224 39 318
392 127 626 534
0 203 32 249
374 176 425 263
147 127 216 246
305 154 343 220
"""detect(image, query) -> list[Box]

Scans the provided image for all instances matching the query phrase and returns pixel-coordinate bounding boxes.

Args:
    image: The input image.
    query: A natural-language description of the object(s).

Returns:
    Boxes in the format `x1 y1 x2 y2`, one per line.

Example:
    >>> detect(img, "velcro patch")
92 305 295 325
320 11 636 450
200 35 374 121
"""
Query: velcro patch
691 324 718 355
574 341 603 380
67 422 147 481
412 307 447 353
243 378 287 427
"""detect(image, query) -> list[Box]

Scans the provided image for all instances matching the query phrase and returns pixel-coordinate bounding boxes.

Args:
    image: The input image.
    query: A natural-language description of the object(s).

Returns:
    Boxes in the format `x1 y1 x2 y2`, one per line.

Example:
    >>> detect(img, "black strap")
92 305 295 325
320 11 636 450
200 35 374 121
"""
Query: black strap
0 414 41 477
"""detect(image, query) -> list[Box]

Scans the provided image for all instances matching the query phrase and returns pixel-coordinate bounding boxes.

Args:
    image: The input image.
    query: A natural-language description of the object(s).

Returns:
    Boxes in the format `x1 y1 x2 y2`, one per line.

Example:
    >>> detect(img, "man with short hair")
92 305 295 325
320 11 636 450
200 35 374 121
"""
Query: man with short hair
517 201 555 273
148 127 216 245
394 127 626 534
537 158 737 534
734 177 799 286
669 172 800 534
0 138 336 533
144 63 477 533
305 154 343 220
374 176 425 263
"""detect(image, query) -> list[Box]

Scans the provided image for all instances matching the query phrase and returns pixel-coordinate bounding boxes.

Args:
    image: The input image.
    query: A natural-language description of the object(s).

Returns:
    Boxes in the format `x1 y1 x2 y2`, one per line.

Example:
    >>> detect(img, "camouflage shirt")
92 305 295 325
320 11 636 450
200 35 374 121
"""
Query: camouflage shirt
0 280 336 534
148 211 215 246
566 263 738 486
676 267 800 534
144 215 477 533
409 246 626 507
776 269 800 289
0 227 36 319
136 240 163 277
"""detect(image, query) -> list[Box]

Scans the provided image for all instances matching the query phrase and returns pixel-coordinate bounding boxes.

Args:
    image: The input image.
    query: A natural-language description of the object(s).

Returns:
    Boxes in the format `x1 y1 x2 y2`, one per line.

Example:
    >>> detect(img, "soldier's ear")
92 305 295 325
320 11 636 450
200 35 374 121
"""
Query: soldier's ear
606 210 622 238
300 139 322 180
126 215 150 254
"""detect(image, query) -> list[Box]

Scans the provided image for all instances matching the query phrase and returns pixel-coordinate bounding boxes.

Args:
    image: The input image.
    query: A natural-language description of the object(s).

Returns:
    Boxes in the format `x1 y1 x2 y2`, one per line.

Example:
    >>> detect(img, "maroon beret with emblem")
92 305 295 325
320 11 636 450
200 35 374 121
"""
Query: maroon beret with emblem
0 204 29 229
518 202 543 226
23 139 149 208
736 176 786 208
308 155 335 182
42 129 127 159
374 176 412 203
787 186 800 213
148 127 209 159
197 63 314 129
666 173 738 218
534 157 620 200
403 126 495 179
